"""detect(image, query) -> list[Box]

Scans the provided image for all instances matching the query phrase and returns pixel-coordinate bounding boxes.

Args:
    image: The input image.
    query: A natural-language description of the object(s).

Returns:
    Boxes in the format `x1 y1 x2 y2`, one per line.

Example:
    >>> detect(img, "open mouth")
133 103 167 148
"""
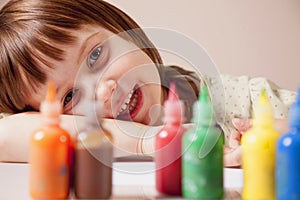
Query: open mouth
116 85 143 121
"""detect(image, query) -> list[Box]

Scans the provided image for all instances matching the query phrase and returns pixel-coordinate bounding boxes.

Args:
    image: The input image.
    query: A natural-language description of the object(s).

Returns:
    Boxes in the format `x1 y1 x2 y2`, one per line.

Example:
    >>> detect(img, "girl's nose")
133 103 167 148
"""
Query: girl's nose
96 79 117 104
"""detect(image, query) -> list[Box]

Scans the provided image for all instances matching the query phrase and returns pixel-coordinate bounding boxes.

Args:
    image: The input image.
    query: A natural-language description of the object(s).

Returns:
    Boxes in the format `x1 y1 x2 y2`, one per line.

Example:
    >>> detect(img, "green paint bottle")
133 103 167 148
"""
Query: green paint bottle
182 85 224 199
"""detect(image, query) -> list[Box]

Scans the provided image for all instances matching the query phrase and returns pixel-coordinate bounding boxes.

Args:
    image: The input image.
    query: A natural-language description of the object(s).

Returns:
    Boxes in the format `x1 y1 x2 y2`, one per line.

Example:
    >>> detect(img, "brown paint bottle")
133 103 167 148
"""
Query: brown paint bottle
74 101 113 199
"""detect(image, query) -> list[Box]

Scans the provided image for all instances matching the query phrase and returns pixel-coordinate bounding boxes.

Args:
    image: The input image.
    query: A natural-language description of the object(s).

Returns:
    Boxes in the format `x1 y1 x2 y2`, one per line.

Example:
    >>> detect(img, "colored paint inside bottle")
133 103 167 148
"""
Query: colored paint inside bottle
29 81 71 199
276 88 300 200
241 89 279 200
155 83 186 195
74 101 113 199
182 85 224 199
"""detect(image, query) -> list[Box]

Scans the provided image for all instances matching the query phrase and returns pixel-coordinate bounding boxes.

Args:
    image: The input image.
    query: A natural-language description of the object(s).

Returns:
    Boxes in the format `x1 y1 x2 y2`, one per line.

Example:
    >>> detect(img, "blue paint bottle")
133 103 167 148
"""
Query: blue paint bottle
276 88 300 200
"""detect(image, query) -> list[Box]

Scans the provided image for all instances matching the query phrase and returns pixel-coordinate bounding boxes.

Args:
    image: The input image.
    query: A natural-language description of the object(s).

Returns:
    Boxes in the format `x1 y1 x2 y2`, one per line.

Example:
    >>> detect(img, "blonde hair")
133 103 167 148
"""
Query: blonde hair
0 0 163 113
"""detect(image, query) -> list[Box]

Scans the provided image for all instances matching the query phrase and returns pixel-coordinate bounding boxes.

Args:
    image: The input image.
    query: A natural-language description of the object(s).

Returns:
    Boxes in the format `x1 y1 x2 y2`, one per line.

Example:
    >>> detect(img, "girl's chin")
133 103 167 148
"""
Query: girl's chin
116 109 162 125
116 110 151 124
115 109 144 122
138 113 162 126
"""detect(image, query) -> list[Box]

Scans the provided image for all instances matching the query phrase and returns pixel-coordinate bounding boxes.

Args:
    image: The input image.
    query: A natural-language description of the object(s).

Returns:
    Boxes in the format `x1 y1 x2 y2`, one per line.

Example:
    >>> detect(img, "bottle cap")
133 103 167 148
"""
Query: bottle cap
253 88 274 126
40 81 62 122
289 88 300 128
192 84 215 125
164 82 185 123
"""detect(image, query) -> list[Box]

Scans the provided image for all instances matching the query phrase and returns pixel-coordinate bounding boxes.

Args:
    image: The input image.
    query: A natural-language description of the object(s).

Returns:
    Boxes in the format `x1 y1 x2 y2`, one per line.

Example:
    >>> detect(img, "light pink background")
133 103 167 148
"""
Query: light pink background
1 0 299 90
108 0 300 91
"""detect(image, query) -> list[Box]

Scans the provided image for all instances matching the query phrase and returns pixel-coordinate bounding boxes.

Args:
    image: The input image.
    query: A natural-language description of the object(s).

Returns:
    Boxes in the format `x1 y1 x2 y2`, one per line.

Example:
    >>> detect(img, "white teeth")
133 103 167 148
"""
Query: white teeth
117 89 138 116
121 103 127 110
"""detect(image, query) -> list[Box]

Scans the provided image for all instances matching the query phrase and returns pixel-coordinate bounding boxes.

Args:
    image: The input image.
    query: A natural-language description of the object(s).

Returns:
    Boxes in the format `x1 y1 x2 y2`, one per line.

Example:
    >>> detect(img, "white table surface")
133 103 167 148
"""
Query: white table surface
0 162 243 199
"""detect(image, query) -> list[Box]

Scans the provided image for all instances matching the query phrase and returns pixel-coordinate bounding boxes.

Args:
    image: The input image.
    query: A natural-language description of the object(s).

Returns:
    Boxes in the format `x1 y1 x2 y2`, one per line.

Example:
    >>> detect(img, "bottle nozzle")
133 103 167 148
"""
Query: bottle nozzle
40 81 61 123
288 88 300 128
253 88 274 126
46 81 56 103
168 82 179 102
164 82 184 123
192 84 214 125
256 88 269 108
296 88 300 104
260 88 267 103
199 84 209 102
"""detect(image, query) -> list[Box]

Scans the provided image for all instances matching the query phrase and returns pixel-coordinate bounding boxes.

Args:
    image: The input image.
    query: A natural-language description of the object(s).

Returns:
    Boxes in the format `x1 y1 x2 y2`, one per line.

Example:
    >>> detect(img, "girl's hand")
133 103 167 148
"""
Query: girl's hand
223 118 252 167
224 130 242 167
232 118 252 133
232 117 289 134
223 117 289 167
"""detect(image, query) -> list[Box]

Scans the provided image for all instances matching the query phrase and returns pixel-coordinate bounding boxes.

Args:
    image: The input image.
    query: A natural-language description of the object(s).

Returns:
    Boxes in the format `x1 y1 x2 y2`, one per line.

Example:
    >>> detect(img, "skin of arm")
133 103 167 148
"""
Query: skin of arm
0 113 153 162
0 112 167 162
1 112 255 167
0 112 193 163
0 112 196 162
232 118 289 135
0 113 80 162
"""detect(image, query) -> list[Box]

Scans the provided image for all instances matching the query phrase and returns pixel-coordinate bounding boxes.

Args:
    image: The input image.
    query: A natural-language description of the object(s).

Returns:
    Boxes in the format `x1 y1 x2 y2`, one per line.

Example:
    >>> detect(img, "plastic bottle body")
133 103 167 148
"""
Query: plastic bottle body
29 124 71 199
242 125 279 200
276 129 300 200
75 128 113 199
155 123 186 195
182 125 224 199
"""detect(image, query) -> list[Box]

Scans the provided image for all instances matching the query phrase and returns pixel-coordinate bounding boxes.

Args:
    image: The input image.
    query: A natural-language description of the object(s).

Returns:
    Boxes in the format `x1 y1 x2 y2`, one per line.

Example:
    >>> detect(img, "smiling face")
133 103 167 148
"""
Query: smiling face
28 25 164 125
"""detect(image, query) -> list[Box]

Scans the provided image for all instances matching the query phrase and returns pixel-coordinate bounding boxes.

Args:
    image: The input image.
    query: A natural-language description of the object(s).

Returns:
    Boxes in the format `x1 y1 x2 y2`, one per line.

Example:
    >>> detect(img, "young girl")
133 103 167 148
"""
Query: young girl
0 0 295 166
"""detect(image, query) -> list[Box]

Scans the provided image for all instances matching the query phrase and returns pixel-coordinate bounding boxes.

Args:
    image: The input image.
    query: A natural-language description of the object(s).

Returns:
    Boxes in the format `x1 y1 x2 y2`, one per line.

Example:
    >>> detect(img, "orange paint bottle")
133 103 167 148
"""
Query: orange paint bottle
29 82 71 199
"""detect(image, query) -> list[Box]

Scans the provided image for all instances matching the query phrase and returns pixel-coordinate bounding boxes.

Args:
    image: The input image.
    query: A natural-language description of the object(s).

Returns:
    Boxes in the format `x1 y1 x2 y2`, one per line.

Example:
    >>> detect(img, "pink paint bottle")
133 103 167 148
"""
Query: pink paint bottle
155 82 186 196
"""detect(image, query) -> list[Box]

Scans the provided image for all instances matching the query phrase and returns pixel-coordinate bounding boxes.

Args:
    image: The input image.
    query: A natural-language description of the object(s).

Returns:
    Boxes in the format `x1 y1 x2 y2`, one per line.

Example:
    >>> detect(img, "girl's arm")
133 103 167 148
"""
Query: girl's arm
232 118 289 135
0 112 164 163
0 112 79 162
0 112 234 166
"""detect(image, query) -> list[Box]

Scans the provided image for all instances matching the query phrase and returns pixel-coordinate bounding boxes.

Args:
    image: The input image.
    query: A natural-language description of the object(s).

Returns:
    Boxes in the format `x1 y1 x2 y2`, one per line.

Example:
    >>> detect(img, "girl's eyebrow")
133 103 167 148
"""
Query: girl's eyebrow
77 31 106 66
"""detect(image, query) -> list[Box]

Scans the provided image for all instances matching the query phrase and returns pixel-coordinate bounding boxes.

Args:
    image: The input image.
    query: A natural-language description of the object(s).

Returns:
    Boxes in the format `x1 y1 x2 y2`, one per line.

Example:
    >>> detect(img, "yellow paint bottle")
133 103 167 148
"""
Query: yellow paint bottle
241 89 279 200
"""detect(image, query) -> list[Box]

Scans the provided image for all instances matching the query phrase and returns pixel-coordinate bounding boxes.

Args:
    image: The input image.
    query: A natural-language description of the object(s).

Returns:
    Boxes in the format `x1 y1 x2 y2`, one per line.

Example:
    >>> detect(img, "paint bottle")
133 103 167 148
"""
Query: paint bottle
276 88 300 200
29 82 71 199
241 89 279 200
155 83 186 195
182 85 224 199
74 101 113 199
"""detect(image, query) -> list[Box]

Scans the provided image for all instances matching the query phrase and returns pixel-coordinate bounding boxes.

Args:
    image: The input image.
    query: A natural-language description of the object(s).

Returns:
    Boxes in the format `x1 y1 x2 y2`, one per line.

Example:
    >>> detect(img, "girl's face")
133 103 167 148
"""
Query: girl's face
28 25 163 125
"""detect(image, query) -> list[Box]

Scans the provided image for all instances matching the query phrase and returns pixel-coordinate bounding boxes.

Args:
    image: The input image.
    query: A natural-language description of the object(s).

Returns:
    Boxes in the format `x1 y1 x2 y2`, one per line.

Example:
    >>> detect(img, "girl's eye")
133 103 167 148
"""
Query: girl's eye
89 46 103 67
63 88 80 109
